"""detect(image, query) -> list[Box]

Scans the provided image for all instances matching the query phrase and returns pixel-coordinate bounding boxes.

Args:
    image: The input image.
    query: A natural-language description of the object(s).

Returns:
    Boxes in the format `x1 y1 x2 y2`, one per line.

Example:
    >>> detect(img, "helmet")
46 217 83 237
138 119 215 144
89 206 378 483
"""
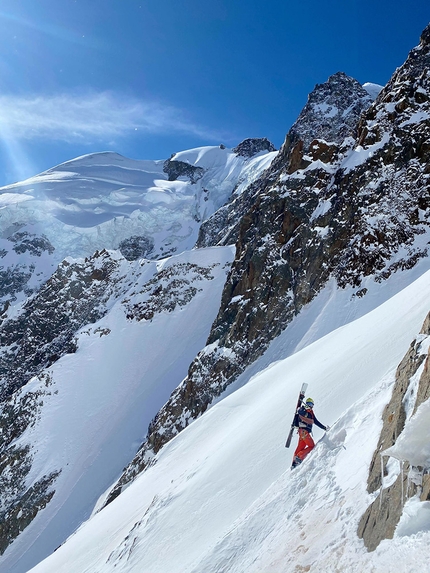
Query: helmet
305 398 314 408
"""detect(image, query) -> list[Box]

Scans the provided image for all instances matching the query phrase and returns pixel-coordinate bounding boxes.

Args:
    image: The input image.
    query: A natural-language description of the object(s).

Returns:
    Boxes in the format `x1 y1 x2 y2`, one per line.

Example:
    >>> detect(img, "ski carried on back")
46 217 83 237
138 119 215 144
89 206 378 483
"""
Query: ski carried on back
285 382 308 448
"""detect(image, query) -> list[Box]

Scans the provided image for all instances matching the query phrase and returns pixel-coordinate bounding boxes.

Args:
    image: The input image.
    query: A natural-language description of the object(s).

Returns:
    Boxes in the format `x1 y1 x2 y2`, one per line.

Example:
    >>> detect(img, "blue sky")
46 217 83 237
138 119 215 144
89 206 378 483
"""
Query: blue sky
0 1 428 186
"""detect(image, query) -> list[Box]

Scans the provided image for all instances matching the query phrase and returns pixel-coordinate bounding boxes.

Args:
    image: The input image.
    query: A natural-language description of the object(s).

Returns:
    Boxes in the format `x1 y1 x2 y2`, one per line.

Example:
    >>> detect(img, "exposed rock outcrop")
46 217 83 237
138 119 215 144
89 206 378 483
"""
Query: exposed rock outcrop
0 250 124 400
197 73 376 249
268 72 376 177
0 258 118 555
0 265 33 301
0 232 56 303
0 371 61 555
8 232 55 257
163 156 204 183
119 235 154 260
232 137 276 158
288 72 374 150
0 249 232 551
358 310 430 550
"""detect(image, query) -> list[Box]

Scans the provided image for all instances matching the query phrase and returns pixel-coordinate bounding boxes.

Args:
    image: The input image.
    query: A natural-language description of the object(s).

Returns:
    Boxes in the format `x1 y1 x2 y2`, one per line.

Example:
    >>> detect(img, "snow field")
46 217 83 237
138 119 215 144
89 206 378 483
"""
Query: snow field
28 269 430 573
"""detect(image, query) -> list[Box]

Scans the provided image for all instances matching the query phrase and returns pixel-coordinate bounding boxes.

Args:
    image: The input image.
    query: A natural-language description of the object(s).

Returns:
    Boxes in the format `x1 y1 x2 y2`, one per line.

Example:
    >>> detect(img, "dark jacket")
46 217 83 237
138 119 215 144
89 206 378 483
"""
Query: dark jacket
297 406 326 433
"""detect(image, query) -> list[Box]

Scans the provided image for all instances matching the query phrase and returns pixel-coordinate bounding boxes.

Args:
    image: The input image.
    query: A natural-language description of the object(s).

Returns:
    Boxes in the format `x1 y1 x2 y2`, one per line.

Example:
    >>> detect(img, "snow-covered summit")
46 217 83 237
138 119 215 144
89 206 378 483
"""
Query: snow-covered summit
0 145 276 303
0 146 276 258
362 81 384 100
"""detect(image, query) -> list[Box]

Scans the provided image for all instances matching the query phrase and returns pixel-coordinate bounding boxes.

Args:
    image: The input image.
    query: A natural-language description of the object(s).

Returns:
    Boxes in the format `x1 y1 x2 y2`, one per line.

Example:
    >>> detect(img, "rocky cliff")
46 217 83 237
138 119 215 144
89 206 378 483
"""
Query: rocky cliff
358 311 430 551
196 73 374 249
0 249 130 553
232 137 276 158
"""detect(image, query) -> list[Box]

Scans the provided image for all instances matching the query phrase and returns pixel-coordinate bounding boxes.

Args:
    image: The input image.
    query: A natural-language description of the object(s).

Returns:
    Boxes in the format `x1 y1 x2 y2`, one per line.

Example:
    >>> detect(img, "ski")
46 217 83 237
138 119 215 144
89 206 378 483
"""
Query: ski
285 382 308 448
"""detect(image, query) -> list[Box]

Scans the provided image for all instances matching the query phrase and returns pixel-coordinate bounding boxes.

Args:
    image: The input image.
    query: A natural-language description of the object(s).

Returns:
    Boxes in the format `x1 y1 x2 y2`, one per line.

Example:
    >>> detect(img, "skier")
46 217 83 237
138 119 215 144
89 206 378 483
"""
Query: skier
291 397 329 469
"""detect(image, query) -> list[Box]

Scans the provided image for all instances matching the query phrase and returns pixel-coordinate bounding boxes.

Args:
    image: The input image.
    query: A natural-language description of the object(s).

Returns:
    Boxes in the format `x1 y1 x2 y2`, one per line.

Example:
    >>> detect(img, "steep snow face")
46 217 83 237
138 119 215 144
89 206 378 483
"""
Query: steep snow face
0 147 276 303
0 245 235 573
26 269 430 573
101 25 430 503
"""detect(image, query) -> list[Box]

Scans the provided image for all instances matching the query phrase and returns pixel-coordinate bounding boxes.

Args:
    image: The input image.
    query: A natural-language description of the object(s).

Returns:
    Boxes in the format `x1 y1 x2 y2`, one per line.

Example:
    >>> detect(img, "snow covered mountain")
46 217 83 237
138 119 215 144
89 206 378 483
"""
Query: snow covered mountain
0 22 429 573
0 143 276 305
0 138 275 567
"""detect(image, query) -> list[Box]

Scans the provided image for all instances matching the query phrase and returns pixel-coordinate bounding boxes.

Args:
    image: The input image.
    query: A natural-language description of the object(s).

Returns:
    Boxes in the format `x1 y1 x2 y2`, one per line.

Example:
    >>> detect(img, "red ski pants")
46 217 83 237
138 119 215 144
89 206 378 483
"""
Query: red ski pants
294 429 315 461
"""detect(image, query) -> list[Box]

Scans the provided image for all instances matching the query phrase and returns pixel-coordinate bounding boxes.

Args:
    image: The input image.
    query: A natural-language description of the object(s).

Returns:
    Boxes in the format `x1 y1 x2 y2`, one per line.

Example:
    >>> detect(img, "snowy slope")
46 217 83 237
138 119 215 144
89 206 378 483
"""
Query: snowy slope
0 246 234 573
27 268 430 573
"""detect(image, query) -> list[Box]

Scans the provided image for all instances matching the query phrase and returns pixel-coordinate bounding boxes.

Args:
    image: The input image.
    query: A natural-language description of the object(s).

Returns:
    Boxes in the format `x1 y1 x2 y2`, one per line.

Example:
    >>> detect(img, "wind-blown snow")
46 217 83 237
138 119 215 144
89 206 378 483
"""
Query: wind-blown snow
27 268 430 573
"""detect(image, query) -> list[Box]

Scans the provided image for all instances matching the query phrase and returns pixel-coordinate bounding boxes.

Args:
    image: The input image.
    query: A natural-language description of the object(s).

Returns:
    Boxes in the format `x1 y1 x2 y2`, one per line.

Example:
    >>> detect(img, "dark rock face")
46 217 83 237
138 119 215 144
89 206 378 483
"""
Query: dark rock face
232 138 276 158
105 25 430 501
119 235 154 261
196 165 274 249
358 311 430 551
286 72 374 151
123 261 221 322
163 157 204 183
0 466 60 556
0 265 33 301
0 371 61 556
196 203 233 248
8 232 55 257
0 233 55 303
0 256 113 553
0 250 122 401
197 74 372 250
421 22 430 45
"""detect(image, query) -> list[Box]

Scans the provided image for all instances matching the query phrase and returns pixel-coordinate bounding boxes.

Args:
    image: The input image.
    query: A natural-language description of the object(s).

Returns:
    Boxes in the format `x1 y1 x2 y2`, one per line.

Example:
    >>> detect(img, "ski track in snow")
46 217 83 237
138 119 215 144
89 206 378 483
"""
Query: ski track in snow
25 268 430 573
